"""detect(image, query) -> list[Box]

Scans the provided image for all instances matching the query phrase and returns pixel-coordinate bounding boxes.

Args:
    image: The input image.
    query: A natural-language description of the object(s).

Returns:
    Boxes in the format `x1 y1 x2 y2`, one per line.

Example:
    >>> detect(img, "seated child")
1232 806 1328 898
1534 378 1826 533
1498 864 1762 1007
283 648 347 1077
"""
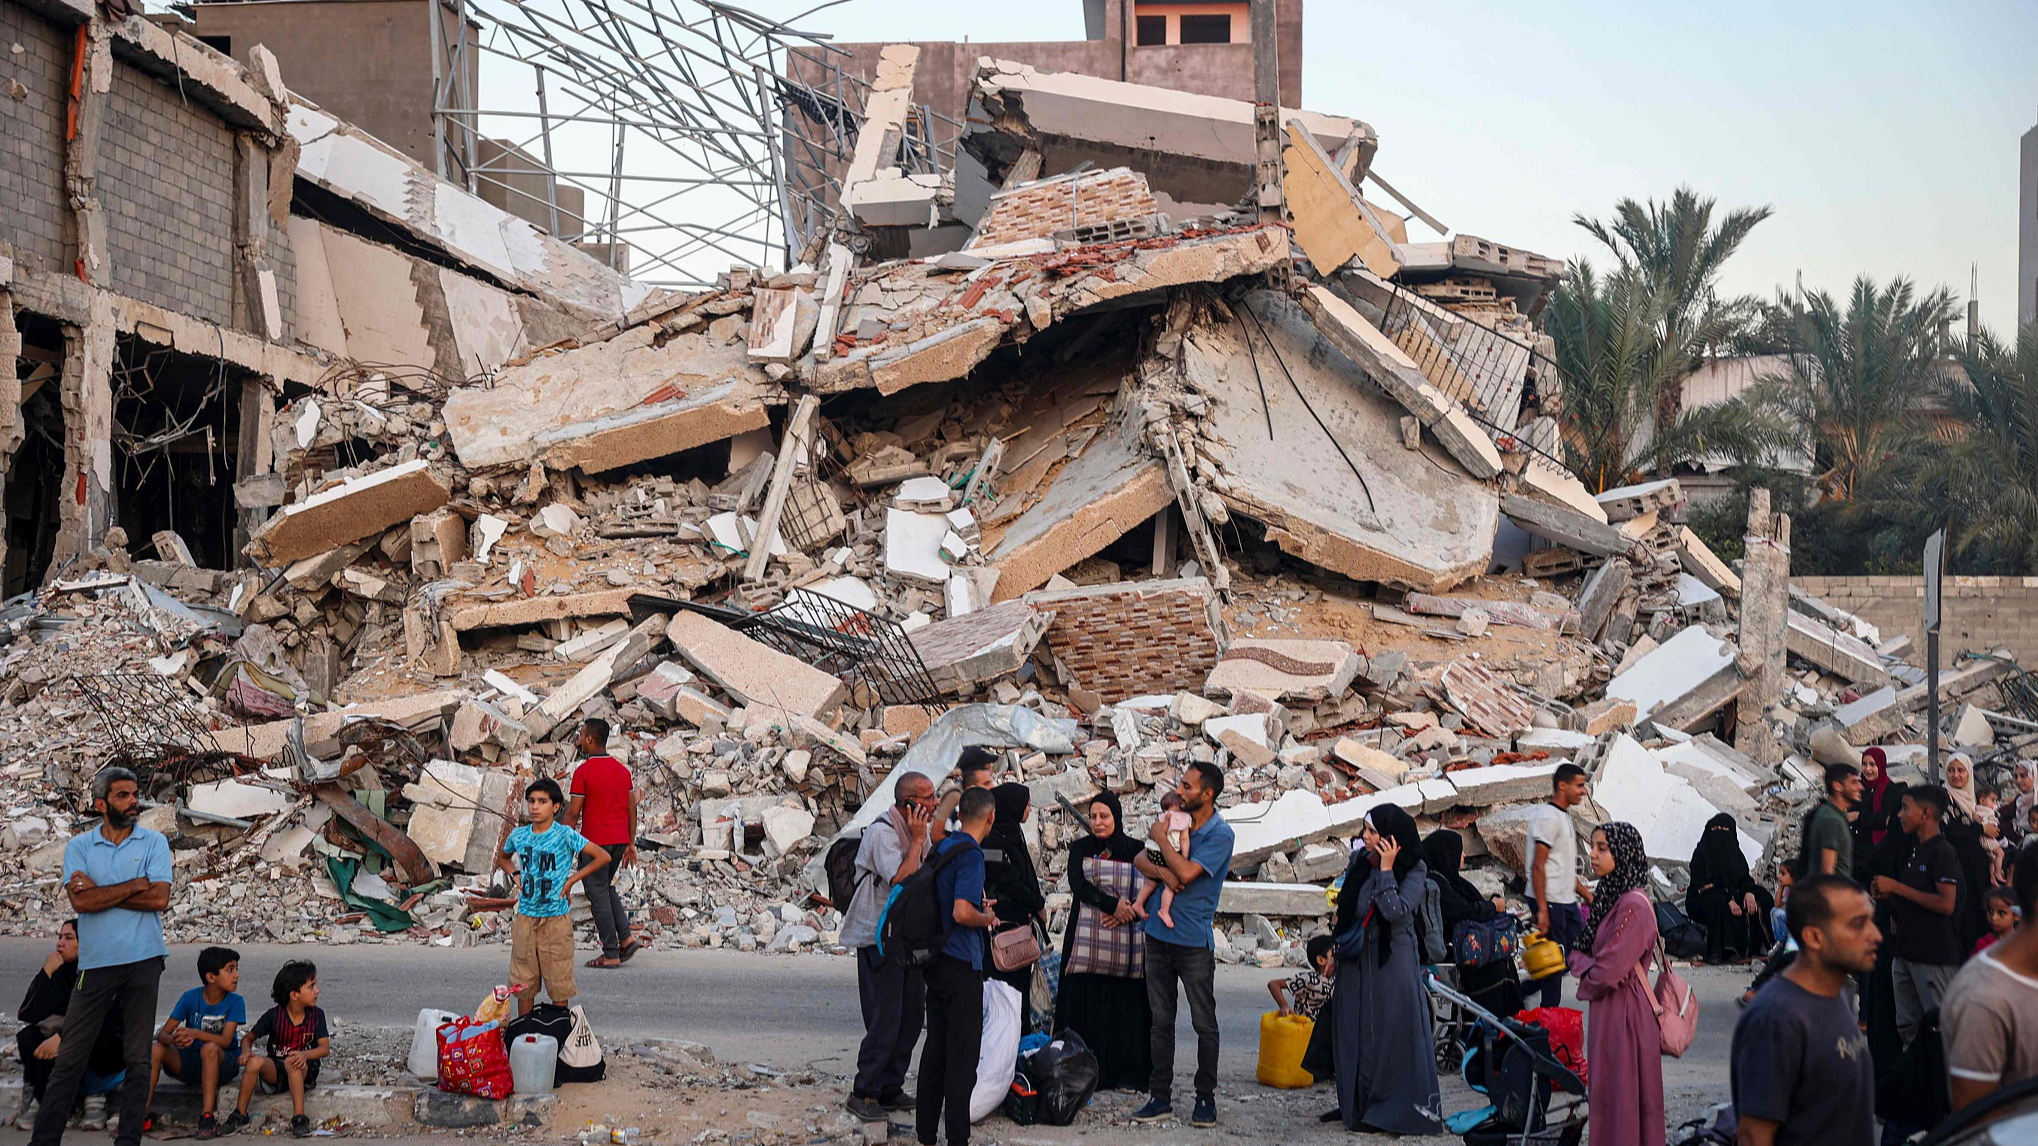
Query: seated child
1268 935 1337 1021
147 946 244 1139
228 961 330 1139
1134 791 1193 927
1976 886 2019 955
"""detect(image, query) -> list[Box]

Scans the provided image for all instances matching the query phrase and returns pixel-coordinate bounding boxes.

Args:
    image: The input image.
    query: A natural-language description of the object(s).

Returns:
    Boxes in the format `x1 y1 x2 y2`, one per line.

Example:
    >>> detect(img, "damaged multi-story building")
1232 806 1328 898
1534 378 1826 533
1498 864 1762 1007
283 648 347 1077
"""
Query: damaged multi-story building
3 0 1967 1003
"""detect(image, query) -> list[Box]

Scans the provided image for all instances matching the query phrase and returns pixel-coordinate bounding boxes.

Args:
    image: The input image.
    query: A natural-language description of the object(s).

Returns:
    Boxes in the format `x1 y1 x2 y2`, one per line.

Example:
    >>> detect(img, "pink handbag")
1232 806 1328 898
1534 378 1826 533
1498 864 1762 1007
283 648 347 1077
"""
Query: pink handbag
1634 936 1699 1057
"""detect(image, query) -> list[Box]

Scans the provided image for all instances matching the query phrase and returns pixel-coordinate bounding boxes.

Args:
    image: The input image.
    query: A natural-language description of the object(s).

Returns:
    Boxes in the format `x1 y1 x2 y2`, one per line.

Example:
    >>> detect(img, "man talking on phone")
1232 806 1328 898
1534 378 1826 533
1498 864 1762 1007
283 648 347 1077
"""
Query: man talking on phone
839 772 938 1122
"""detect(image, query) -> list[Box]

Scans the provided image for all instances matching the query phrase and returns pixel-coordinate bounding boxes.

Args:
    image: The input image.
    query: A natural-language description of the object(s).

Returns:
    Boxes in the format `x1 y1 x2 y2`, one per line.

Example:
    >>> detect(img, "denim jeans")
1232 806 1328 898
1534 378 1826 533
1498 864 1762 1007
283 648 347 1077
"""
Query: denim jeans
30 957 161 1146
1144 935 1218 1104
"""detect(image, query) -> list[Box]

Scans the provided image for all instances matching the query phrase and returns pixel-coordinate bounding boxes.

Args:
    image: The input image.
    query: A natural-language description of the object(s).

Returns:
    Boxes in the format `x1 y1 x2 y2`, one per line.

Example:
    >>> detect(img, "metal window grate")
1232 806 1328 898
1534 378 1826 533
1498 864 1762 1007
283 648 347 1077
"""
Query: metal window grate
733 588 940 709
1368 279 1566 469
76 671 221 757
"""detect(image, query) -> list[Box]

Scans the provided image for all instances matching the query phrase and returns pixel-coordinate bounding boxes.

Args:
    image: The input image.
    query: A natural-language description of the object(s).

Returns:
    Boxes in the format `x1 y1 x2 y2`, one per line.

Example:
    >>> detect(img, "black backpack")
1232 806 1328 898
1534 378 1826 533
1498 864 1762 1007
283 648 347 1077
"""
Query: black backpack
504 1004 574 1087
825 832 864 909
877 840 968 969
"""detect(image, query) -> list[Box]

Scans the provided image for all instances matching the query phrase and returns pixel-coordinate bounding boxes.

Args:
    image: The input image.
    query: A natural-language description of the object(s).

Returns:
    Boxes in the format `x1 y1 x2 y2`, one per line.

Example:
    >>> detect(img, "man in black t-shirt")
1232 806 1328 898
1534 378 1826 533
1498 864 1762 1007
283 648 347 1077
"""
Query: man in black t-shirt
1732 874 1880 1146
1871 785 1964 1044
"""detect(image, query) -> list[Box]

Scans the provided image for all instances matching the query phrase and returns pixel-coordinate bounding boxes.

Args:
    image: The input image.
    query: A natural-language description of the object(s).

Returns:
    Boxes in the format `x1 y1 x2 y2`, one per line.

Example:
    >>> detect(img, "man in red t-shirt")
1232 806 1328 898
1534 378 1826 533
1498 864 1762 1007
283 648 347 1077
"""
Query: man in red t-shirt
565 718 639 967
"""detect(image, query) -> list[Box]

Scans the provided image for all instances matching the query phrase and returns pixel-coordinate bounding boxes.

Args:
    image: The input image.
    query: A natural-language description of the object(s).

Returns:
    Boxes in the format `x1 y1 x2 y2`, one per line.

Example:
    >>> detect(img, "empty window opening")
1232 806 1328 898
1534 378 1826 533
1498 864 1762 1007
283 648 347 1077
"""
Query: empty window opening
1179 13 1232 43
5 319 66 597
109 335 248 571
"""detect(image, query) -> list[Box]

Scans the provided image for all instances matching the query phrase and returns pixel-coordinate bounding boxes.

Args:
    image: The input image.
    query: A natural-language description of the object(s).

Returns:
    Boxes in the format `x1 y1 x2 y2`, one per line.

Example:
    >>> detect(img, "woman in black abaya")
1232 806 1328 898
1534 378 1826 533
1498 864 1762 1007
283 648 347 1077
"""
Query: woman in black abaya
1423 829 1524 1015
982 782 1047 998
1684 813 1773 963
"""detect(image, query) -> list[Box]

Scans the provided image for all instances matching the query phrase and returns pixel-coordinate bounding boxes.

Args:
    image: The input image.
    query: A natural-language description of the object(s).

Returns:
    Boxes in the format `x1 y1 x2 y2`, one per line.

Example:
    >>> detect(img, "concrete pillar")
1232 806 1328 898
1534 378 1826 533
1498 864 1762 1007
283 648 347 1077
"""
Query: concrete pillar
0 291 20 586
50 294 117 573
233 377 275 567
1734 487 1792 765
232 132 283 341
64 19 113 284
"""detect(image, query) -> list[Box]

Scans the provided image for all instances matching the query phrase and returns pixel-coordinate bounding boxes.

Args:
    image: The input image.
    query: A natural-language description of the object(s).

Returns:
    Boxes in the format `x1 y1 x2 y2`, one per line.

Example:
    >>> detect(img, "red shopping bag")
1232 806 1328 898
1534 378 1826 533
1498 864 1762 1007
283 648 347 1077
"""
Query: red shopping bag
436 1017 514 1099
1515 1006 1587 1084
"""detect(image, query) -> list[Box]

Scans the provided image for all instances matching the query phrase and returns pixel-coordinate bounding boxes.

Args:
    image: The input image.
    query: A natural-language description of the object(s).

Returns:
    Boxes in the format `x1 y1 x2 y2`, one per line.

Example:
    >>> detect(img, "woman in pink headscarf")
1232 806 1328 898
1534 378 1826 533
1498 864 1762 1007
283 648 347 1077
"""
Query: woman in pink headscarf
1850 747 1903 878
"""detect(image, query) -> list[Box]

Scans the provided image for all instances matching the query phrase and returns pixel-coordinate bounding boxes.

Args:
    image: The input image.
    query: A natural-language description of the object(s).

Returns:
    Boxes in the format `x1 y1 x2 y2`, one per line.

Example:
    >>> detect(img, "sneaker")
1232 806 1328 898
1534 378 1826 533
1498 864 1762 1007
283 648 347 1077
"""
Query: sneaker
221 1110 252 1136
1191 1096 1217 1127
13 1098 37 1132
880 1091 916 1112
290 1114 312 1138
1129 1098 1173 1123
78 1095 109 1131
844 1095 887 1123
197 1112 220 1139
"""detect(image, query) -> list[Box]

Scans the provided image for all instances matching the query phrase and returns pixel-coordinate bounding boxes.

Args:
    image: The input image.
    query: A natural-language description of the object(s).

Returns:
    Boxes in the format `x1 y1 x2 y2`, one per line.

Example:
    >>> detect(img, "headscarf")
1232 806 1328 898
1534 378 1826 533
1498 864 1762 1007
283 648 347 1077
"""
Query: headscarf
1862 747 1896 845
1947 754 1981 823
1422 828 1485 910
1068 790 1141 865
983 782 1042 924
2016 762 2038 837
1578 821 1648 952
1690 812 1749 893
987 782 1034 852
1359 806 1424 967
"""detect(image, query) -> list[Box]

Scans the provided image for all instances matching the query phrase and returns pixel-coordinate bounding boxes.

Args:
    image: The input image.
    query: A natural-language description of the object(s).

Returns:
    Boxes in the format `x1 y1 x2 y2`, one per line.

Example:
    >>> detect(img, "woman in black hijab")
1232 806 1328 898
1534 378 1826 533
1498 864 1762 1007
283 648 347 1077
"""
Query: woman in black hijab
1053 792 1153 1090
1422 829 1524 1016
1684 813 1772 963
1326 805 1442 1134
982 782 1047 997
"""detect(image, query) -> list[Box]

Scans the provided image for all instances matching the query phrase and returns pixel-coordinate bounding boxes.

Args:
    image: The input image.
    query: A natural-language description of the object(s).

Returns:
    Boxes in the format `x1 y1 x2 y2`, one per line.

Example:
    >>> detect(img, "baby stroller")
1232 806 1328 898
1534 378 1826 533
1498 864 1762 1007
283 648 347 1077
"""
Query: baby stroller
1425 972 1586 1146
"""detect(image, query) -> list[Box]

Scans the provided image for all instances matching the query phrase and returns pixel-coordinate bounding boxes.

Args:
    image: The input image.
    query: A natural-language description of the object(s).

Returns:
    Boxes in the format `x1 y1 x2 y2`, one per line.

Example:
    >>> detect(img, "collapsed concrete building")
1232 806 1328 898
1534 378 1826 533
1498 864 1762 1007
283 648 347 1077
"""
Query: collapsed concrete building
2 6 2017 961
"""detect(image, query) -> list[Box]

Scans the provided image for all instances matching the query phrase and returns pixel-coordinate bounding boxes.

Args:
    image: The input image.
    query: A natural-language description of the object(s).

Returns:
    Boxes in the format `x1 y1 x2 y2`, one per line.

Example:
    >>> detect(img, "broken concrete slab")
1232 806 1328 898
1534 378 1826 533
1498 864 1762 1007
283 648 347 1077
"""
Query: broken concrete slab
1605 625 1741 728
1954 703 1996 748
1331 738 1408 791
906 600 1051 695
1784 610 1890 688
213 690 469 759
986 403 1171 601
1439 654 1538 736
1217 882 1330 917
246 460 453 566
1575 558 1632 642
1834 686 1903 744
1592 733 1759 866
1897 651 2016 712
526 615 668 740
1203 638 1360 703
1026 577 1227 701
1595 478 1681 523
1198 290 1499 589
666 611 848 720
1674 526 1741 599
448 588 637 632
885 508 954 586
1281 122 1399 279
1499 493 1630 558
1294 284 1502 480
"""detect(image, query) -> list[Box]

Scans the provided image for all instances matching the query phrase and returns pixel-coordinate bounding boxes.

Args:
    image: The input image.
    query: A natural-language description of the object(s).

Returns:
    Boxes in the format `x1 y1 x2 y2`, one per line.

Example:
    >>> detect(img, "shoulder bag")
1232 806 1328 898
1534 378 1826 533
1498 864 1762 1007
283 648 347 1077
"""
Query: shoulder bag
1634 935 1699 1057
992 921 1043 973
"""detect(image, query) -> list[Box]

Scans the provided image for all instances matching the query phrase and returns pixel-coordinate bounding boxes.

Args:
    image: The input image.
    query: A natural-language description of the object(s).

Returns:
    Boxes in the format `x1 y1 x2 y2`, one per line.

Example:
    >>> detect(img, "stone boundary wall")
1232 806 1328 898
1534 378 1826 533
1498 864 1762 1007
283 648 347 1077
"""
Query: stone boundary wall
1794 575 2038 666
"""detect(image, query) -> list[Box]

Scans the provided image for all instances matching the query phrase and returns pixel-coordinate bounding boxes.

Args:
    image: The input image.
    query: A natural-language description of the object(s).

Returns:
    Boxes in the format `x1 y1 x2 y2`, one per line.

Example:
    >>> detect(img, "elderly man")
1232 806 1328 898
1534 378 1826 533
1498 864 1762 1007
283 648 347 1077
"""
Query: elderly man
32 767 172 1146
839 771 938 1122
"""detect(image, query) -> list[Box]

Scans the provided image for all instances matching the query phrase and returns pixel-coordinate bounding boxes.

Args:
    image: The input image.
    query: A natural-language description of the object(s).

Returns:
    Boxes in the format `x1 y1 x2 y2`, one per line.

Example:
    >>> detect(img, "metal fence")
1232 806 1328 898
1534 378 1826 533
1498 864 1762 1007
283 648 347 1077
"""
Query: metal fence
1368 279 1565 469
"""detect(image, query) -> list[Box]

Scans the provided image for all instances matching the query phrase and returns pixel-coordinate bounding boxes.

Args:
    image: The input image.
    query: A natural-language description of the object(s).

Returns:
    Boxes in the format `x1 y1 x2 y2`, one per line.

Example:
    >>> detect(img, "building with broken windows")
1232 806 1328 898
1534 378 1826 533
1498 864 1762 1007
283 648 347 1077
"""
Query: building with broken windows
0 1 1997 993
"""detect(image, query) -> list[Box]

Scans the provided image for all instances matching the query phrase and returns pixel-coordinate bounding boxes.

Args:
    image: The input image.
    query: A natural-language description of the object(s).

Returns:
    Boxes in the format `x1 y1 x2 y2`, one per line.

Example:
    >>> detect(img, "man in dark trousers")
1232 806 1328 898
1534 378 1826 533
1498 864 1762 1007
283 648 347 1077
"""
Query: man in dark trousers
32 767 172 1146
1872 785 1964 1044
1132 761 1236 1129
840 772 935 1122
565 718 640 967
916 786 1000 1146
1731 874 1880 1146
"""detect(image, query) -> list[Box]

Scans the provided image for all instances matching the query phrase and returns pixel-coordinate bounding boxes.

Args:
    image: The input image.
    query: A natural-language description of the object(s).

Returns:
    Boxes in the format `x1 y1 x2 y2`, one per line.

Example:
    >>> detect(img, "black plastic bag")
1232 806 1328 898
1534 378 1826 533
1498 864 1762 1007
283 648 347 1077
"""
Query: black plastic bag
1017 1031 1099 1126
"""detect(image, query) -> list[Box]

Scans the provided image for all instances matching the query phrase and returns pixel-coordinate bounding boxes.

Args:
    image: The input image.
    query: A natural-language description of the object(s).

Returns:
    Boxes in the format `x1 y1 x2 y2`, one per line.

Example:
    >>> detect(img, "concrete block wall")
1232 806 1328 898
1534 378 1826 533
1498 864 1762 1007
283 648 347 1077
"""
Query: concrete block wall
973 169 1160 247
101 61 239 326
1794 575 2038 667
0 2 73 273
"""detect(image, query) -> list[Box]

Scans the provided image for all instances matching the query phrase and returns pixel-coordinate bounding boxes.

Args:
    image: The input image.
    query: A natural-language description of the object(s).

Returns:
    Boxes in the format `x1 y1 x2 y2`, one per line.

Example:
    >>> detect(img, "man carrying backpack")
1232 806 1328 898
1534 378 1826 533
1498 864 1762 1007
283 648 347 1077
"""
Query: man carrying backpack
913 787 1000 1146
838 774 937 1123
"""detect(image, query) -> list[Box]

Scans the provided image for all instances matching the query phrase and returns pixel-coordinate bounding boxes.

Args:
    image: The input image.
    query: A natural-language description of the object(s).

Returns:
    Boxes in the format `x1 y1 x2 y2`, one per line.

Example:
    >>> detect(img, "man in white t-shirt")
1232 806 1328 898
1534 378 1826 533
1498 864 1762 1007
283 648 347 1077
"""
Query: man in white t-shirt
1521 764 1590 1008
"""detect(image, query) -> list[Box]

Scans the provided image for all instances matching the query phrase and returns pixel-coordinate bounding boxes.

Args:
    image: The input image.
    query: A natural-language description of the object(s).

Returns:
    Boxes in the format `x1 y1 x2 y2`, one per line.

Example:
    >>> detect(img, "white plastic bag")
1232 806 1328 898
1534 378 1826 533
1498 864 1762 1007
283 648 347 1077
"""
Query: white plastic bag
408 1008 462 1081
969 981 1024 1122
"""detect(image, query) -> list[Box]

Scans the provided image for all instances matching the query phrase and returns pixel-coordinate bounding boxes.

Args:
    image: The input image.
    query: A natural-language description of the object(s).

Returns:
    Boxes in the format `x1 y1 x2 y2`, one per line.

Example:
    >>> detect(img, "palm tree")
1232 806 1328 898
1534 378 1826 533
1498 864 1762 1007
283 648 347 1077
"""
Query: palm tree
1905 324 2038 567
1756 276 1959 502
1547 261 1792 492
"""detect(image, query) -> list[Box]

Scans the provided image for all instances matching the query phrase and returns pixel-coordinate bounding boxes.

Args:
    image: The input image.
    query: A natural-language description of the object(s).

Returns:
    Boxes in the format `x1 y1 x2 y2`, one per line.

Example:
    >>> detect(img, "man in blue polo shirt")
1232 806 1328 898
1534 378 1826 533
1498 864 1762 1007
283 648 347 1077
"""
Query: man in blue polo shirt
33 766 172 1146
1132 760 1236 1129
914 786 1000 1146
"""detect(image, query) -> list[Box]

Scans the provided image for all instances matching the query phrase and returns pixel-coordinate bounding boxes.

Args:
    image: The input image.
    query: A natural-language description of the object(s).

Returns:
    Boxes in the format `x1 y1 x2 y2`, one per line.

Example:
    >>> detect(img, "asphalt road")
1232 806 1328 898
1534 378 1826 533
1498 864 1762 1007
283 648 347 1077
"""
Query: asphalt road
0 938 1746 1119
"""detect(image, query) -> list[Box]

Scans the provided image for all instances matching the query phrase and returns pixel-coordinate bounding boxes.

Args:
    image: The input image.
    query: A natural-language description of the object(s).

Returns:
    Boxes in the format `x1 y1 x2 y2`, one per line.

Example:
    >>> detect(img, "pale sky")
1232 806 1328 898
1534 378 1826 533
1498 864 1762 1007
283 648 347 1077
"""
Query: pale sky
783 0 2038 335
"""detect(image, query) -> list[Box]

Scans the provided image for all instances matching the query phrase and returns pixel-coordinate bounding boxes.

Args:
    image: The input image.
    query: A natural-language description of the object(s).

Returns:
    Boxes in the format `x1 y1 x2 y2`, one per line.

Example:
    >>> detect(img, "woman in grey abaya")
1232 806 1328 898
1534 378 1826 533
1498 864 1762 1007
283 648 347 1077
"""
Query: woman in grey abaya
1329 804 1443 1135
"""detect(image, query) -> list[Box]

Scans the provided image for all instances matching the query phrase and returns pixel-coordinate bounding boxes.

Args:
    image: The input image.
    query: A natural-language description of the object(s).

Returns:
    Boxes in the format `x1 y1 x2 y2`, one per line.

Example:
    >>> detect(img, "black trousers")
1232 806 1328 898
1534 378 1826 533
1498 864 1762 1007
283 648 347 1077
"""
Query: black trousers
582 857 631 959
1145 935 1218 1104
915 956 982 1146
854 945 925 1101
30 956 162 1146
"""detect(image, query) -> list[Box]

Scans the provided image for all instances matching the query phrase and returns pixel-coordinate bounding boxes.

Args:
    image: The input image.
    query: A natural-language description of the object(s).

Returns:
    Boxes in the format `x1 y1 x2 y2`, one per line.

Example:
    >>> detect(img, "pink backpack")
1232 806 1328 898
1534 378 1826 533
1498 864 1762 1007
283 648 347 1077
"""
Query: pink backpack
1634 935 1699 1057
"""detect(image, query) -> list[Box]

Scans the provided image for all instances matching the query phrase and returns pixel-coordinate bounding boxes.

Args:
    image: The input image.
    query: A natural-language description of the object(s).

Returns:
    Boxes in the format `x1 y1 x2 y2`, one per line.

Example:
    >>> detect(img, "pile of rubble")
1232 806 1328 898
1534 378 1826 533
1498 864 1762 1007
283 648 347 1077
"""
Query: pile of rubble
2 46 2026 965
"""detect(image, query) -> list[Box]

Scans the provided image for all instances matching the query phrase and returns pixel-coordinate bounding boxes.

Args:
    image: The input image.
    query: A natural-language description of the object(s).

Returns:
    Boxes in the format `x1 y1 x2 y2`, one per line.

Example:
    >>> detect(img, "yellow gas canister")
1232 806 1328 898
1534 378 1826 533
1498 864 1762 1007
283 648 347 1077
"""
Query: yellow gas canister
1522 929 1565 980
1256 1011 1316 1088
